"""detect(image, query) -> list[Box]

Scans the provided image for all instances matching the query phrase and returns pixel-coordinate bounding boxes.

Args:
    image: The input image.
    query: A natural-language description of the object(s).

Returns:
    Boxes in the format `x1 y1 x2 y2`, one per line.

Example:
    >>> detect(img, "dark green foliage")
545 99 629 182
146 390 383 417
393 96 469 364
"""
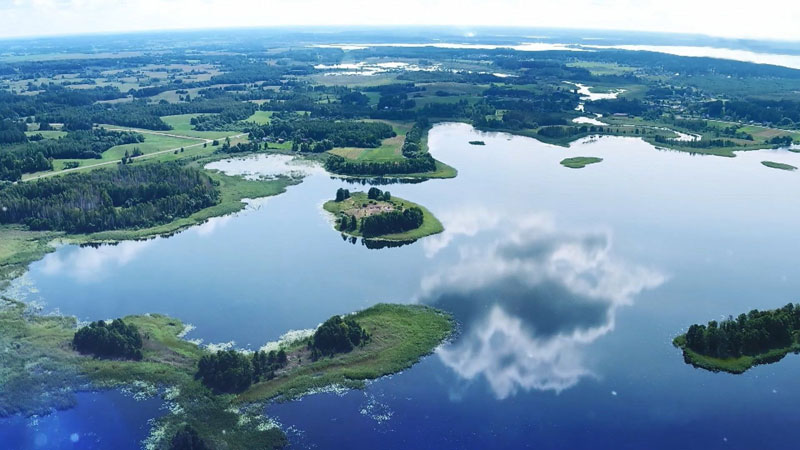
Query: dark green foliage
0 128 143 181
248 119 395 149
0 163 219 233
334 188 350 202
337 214 357 232
654 135 738 148
196 350 254 393
0 120 28 145
367 187 391 201
361 207 423 237
684 304 800 359
311 315 369 358
169 425 210 450
72 319 143 360
250 349 289 382
324 153 436 176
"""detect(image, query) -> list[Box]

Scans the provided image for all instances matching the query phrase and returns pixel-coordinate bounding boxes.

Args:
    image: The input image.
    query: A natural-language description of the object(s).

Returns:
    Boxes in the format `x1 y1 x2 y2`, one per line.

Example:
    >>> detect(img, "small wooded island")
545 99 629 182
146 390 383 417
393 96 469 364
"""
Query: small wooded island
323 188 443 241
674 303 800 373
0 299 453 450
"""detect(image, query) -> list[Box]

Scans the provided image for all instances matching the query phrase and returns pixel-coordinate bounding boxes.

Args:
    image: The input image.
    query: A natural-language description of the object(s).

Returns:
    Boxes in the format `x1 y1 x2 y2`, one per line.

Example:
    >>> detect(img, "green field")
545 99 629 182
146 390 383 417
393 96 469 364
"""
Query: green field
328 121 410 162
245 110 274 124
323 192 444 241
161 114 240 139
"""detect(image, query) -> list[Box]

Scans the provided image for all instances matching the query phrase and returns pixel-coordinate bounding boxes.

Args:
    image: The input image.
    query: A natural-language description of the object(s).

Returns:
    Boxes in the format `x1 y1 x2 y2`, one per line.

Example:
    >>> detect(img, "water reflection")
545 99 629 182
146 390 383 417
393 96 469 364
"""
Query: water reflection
419 213 665 398
40 240 154 283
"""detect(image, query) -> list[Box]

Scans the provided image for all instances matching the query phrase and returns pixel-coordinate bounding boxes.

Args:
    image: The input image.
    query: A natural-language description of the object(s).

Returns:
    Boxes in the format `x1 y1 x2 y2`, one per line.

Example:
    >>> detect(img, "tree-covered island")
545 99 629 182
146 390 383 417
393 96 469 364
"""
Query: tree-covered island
323 187 443 241
674 303 800 373
0 300 453 450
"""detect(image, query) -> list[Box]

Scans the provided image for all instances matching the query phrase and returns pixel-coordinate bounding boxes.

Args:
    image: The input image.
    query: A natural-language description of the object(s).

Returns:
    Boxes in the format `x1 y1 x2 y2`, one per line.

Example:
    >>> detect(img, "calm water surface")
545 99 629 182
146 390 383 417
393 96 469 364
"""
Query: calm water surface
6 123 800 449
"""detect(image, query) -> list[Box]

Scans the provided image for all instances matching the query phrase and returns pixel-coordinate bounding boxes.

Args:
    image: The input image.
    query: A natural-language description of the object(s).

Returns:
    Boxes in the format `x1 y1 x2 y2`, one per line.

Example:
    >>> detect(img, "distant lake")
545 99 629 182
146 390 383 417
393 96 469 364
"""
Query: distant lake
7 123 800 449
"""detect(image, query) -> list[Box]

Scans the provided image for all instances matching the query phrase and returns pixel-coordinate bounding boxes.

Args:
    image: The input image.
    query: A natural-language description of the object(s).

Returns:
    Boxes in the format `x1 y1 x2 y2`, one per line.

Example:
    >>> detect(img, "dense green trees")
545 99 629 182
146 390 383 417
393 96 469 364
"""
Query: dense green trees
196 348 289 393
196 350 253 393
0 128 143 181
684 304 800 359
334 188 351 202
361 207 424 237
367 187 390 201
248 119 395 150
0 163 219 232
324 153 436 176
72 319 143 360
310 315 369 358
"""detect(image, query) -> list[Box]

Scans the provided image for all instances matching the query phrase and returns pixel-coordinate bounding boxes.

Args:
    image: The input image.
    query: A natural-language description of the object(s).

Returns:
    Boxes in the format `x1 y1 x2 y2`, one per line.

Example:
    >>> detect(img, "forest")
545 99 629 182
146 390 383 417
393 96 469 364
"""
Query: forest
683 303 800 359
72 319 143 360
0 163 219 232
247 119 395 149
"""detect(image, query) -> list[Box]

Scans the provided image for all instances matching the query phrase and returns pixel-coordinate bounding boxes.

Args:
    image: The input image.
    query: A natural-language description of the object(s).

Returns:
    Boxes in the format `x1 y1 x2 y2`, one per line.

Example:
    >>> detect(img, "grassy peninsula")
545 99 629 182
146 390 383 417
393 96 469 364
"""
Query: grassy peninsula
0 299 453 449
560 156 603 169
323 188 443 241
674 303 800 374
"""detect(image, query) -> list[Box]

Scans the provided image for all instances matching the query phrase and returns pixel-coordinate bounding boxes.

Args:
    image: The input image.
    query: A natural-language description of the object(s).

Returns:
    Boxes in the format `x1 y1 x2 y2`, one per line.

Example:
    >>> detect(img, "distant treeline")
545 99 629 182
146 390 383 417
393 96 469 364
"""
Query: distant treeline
0 163 219 232
247 119 395 149
684 304 800 359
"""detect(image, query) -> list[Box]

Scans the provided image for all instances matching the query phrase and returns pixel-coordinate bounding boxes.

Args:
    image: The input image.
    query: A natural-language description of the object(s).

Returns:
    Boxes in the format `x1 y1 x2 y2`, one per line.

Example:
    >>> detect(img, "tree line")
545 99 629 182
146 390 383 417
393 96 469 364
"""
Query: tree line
684 303 800 359
0 163 219 233
195 348 288 394
361 207 424 237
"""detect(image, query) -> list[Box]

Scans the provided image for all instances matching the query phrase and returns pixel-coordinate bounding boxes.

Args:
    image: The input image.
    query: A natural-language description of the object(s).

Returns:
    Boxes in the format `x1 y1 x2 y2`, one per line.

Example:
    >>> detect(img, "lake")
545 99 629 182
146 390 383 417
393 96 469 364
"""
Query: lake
6 123 800 449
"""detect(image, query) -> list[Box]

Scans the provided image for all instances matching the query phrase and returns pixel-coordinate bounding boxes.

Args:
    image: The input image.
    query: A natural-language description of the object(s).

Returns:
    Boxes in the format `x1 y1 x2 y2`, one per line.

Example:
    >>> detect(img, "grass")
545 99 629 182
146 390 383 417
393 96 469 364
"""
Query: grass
0 226 60 283
238 304 453 402
762 161 797 171
327 122 457 179
561 156 603 169
160 114 240 139
673 334 799 374
322 192 444 241
244 110 274 125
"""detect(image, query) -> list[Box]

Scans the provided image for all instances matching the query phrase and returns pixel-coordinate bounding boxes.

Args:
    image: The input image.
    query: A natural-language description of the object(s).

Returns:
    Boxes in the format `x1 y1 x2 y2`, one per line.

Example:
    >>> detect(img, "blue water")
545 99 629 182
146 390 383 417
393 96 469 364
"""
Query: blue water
6 123 800 448
0 391 162 450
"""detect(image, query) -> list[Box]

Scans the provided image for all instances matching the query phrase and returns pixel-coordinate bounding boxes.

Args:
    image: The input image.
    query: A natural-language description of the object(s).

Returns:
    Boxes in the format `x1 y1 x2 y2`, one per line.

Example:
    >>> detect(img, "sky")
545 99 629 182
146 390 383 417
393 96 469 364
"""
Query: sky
0 0 799 42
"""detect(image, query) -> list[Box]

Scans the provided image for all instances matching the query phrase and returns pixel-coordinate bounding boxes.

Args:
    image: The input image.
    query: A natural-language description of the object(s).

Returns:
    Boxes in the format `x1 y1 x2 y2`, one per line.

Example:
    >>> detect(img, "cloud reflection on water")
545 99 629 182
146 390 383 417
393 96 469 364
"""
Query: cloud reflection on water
419 210 665 398
40 240 154 283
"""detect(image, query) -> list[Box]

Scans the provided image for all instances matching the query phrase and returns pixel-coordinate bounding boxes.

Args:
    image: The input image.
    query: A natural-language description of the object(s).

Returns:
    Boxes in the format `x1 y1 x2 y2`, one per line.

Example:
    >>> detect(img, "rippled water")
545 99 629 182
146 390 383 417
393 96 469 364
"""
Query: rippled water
6 123 800 449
